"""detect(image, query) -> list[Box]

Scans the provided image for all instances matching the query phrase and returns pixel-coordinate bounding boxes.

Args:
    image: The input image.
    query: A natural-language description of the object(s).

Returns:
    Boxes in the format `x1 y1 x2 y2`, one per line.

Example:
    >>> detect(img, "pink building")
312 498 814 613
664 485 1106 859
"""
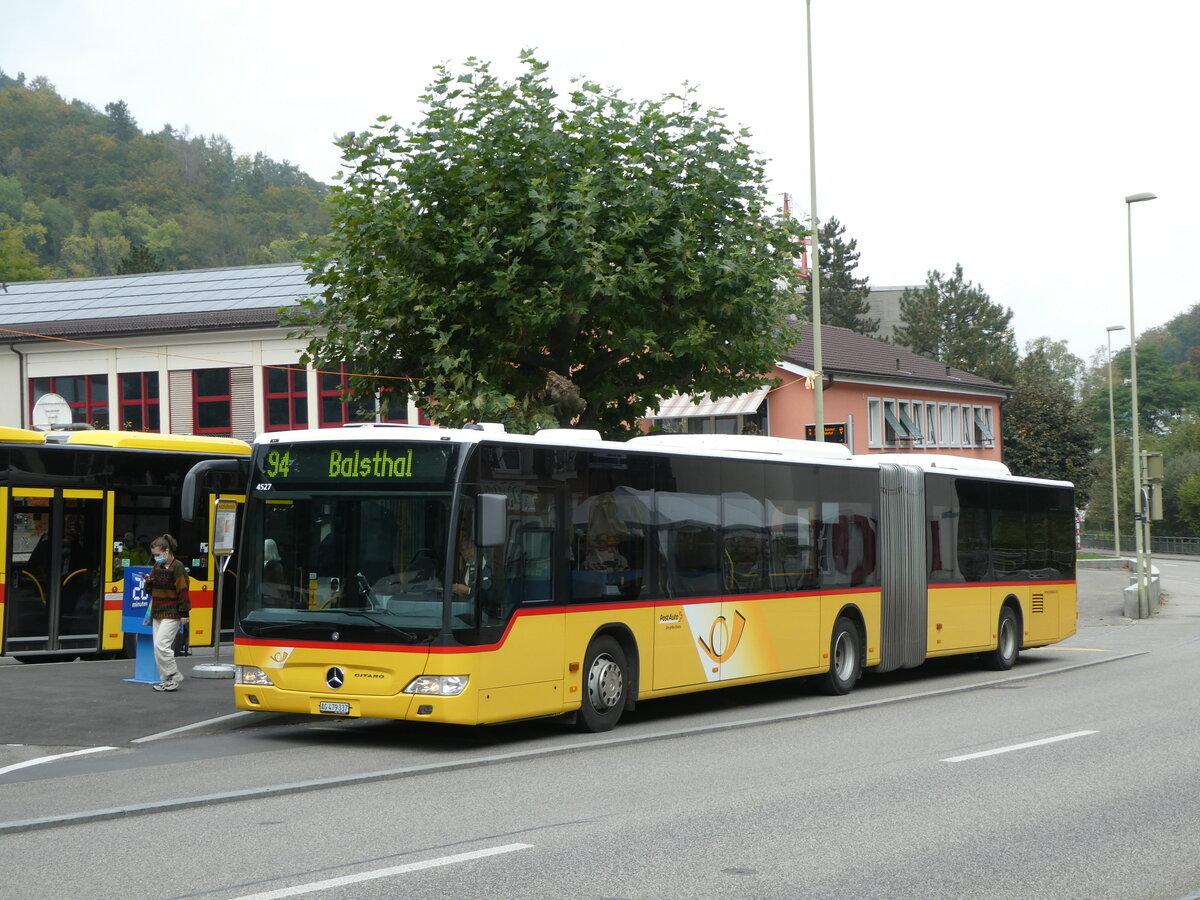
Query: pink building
649 324 1011 462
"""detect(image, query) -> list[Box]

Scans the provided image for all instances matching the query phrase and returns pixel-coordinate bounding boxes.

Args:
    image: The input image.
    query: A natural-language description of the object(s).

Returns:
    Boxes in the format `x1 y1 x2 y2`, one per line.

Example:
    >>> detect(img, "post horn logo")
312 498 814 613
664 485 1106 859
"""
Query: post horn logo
698 611 748 663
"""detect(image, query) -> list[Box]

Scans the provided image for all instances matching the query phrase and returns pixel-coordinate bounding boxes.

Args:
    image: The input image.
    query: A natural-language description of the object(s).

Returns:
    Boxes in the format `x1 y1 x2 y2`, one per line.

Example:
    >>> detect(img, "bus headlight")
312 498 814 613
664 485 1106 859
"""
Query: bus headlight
237 666 275 686
403 675 469 696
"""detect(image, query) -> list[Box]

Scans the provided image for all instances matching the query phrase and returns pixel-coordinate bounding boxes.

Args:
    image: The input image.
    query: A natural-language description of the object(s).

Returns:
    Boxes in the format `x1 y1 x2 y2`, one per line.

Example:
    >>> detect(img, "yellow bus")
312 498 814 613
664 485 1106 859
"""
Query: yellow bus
0 427 249 662
216 425 1076 731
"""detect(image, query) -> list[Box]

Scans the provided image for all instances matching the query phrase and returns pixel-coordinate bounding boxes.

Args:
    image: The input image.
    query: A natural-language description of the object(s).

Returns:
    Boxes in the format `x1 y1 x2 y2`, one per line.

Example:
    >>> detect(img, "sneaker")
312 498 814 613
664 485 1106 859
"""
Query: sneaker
152 680 178 692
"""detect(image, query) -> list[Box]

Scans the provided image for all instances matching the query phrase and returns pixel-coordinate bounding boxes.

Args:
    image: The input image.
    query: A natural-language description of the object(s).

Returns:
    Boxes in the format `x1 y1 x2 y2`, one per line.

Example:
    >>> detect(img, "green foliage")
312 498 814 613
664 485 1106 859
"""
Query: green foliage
1178 468 1200 535
803 216 877 336
297 53 806 435
114 243 163 274
1089 344 1200 438
1003 344 1095 503
0 70 331 279
895 263 1018 384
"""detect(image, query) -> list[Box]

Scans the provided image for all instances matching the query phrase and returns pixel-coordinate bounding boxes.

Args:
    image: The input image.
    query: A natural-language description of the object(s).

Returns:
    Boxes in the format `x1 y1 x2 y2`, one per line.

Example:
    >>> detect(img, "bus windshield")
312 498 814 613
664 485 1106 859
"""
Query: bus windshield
239 439 462 644
240 492 455 643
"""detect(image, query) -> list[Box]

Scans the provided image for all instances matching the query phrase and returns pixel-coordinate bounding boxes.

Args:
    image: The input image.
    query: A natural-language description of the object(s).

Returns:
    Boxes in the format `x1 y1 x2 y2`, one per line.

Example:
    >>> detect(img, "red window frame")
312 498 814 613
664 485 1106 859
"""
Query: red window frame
118 372 160 432
263 366 309 431
30 375 109 428
317 365 371 428
193 368 232 435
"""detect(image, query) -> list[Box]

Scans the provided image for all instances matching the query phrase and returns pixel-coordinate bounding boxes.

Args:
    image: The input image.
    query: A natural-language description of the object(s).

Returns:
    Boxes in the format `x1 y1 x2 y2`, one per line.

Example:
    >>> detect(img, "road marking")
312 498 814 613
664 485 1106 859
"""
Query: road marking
942 730 1097 763
0 746 117 776
228 843 534 900
132 710 256 743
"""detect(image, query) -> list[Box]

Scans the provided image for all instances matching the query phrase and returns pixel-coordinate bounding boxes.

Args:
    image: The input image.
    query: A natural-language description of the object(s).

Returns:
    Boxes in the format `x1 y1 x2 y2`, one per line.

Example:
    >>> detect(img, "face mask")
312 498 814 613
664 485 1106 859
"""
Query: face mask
154 555 168 565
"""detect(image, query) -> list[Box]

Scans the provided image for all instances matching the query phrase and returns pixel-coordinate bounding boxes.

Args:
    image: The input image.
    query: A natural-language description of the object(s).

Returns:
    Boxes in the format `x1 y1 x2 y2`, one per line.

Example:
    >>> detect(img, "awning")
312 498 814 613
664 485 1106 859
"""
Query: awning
649 386 770 419
973 409 994 441
898 406 923 441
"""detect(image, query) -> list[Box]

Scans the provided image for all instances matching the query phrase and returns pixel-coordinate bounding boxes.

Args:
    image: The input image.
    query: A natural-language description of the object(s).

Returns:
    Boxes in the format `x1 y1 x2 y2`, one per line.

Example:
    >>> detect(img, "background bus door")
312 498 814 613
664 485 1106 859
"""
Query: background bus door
4 489 105 659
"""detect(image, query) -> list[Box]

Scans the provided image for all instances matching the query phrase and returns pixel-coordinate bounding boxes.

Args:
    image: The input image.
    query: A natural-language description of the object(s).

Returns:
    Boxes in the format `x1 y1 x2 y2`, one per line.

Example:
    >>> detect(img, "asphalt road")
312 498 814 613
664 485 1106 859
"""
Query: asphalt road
1 560 1198 898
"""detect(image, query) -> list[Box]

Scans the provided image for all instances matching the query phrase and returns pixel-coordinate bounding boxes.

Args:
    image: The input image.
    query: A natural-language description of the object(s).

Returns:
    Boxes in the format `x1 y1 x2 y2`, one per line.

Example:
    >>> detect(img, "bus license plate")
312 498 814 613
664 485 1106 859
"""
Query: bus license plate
318 701 350 715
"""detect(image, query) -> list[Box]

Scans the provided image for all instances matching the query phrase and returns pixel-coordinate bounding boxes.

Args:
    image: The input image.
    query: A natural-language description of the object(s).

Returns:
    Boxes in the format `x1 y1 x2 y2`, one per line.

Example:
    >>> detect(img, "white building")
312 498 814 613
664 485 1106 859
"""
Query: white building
0 264 425 437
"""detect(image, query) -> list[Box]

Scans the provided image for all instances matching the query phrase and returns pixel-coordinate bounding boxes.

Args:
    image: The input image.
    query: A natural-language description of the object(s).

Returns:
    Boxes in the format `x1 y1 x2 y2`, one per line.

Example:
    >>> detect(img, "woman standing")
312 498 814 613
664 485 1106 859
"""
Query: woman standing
146 534 190 692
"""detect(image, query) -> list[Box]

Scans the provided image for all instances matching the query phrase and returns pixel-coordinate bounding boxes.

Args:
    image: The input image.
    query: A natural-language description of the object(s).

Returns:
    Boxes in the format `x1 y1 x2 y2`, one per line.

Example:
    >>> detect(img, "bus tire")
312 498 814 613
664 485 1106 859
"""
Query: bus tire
816 616 861 696
984 606 1020 671
577 635 627 733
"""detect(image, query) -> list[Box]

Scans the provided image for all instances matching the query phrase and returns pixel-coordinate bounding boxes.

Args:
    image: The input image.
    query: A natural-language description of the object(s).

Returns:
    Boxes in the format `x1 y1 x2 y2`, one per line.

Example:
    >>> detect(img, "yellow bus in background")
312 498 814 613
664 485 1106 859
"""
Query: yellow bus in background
217 425 1076 731
0 427 248 662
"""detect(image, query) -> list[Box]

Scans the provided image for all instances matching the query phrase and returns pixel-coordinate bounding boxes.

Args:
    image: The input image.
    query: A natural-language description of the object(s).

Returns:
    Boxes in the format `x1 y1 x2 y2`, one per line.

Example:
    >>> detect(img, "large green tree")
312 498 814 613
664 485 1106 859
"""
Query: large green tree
296 54 806 434
1002 338 1094 502
894 264 1017 384
804 216 877 336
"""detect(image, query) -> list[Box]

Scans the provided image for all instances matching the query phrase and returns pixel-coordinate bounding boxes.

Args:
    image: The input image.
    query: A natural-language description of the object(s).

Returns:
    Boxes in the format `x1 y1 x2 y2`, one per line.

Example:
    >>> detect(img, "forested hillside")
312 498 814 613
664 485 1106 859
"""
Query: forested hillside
0 69 330 281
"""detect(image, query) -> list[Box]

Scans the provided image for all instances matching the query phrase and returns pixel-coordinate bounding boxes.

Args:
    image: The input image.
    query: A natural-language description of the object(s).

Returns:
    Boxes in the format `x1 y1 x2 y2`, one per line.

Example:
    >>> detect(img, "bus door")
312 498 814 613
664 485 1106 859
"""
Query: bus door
4 489 106 658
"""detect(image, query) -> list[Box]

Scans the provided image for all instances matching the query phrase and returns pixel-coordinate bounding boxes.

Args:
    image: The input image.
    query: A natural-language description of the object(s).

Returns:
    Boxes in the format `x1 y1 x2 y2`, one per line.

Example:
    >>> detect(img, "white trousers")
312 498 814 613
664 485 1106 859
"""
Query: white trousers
152 618 182 681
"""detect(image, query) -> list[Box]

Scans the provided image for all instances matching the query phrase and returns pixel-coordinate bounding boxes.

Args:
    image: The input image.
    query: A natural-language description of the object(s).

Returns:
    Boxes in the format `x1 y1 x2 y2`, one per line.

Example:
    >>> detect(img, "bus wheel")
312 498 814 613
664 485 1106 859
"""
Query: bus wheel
577 636 627 733
816 616 861 696
984 607 1019 671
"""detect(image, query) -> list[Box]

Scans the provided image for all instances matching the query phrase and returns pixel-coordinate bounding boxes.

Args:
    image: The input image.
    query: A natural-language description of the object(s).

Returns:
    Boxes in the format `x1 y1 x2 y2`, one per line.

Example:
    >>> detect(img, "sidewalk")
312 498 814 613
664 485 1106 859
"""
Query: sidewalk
0 645 252 749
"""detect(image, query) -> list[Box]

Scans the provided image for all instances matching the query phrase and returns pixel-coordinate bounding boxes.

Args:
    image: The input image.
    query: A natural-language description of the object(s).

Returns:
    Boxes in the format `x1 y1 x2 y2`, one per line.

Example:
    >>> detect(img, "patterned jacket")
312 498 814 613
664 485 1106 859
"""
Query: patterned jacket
147 559 191 619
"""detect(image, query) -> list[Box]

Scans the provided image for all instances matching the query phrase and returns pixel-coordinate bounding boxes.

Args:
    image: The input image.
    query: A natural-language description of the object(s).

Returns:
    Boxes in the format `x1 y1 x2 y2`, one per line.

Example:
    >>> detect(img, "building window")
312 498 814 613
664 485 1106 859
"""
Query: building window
950 404 962 446
119 372 160 431
194 368 232 435
925 402 938 447
379 387 411 424
866 398 882 448
973 406 995 446
939 403 952 447
31 375 109 428
961 405 974 447
318 365 373 428
264 366 309 431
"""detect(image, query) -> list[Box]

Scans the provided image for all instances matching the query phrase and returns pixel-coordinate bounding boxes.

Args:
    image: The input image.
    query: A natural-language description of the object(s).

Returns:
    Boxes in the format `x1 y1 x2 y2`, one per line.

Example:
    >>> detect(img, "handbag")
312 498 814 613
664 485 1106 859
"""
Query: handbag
173 622 191 657
142 600 153 627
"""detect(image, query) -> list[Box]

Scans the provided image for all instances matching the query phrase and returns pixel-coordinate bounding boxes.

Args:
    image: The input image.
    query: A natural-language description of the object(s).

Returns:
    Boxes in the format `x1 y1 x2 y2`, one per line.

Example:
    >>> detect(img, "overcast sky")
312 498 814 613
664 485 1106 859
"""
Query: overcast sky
4 0 1196 366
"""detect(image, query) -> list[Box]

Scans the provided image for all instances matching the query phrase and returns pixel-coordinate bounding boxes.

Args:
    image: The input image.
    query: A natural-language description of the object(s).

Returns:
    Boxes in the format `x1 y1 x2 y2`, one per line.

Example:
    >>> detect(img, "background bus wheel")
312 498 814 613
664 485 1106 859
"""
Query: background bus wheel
816 616 861 696
984 606 1019 671
577 636 627 733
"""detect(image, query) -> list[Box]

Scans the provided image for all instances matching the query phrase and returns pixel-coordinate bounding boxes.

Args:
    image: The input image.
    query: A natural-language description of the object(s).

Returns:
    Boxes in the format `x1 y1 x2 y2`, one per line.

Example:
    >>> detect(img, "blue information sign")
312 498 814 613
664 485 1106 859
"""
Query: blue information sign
120 566 153 636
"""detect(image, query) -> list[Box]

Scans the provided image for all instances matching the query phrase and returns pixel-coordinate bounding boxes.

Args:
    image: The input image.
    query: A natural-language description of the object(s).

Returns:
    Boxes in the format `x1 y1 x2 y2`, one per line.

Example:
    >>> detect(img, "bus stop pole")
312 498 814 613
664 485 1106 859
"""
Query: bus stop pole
193 498 238 679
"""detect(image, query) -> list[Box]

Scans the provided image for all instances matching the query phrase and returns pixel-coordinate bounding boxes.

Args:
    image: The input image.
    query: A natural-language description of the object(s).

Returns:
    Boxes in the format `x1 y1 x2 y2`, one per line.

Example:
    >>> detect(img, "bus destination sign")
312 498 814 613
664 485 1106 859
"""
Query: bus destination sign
256 443 456 486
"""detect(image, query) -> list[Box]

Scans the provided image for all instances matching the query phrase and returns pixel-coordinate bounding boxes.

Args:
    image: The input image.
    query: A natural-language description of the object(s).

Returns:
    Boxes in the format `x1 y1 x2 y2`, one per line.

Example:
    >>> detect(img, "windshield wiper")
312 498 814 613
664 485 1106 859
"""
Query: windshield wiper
243 619 314 634
335 610 424 643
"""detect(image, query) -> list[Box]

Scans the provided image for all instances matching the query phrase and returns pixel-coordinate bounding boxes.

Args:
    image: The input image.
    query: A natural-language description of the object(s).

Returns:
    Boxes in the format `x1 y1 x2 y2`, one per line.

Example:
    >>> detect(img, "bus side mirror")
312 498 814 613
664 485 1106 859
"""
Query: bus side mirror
477 493 507 547
182 458 249 522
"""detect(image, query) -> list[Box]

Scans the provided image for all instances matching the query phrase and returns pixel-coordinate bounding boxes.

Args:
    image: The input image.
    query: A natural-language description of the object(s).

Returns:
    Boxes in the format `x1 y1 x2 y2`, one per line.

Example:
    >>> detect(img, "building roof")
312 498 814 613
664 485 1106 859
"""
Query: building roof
0 263 313 342
783 323 1011 395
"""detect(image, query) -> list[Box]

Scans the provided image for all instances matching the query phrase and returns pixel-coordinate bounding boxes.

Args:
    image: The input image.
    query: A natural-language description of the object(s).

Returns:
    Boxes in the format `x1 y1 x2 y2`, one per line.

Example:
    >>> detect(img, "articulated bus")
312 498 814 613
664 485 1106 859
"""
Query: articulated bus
0 427 249 662
211 425 1076 732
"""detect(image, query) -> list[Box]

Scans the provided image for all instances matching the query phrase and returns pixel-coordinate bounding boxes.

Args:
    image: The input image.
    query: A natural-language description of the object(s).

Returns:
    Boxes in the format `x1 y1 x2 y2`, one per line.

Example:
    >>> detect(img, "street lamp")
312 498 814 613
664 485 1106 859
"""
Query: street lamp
805 0 824 441
1126 191 1156 617
1105 324 1125 559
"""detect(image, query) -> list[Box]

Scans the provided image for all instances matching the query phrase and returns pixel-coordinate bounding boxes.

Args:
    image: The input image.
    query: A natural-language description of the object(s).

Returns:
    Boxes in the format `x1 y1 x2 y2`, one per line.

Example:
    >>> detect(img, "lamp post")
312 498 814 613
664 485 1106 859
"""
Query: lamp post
1126 191 1156 618
805 0 824 441
1105 324 1125 558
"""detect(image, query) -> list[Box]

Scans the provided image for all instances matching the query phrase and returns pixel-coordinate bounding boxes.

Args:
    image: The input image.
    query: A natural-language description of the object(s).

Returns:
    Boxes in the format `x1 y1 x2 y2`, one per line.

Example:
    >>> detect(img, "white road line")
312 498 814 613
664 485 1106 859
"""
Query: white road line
131 711 255 743
229 843 534 900
942 730 1097 763
0 746 117 776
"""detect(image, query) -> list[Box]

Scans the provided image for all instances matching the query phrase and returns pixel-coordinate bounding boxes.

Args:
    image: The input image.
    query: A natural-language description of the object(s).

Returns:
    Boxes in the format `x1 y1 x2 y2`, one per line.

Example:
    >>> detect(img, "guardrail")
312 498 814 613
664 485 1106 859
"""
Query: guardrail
1079 532 1200 556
